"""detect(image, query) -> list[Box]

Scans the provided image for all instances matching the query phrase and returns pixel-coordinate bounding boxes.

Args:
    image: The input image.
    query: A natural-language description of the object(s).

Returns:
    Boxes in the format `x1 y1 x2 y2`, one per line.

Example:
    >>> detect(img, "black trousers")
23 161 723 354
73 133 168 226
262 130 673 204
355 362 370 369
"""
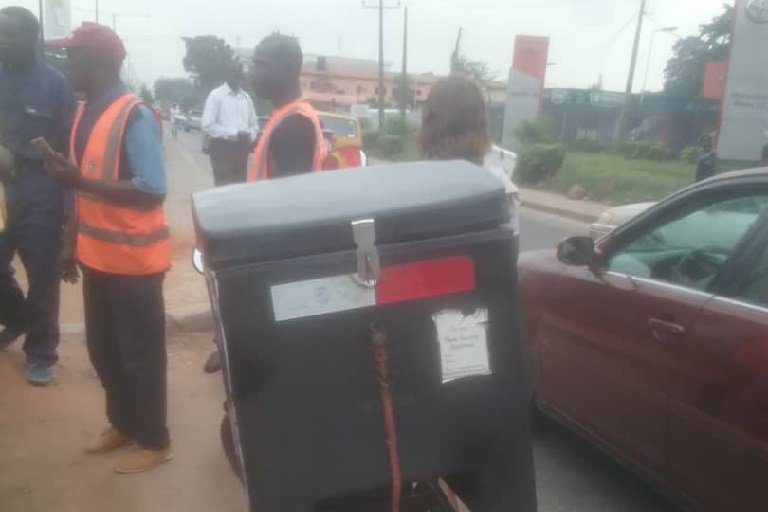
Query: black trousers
209 138 250 187
0 175 63 367
82 266 170 449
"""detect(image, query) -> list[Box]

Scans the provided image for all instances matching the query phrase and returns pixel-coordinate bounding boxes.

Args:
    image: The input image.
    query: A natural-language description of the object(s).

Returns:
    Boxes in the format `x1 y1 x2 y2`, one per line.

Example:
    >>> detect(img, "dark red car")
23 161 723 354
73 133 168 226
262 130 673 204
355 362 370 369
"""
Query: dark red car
520 169 768 511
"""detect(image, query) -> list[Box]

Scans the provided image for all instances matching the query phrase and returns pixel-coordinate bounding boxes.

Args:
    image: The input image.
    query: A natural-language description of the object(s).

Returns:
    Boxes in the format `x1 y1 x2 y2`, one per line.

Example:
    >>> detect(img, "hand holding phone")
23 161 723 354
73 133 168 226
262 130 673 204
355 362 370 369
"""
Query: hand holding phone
33 138 81 187
30 137 58 160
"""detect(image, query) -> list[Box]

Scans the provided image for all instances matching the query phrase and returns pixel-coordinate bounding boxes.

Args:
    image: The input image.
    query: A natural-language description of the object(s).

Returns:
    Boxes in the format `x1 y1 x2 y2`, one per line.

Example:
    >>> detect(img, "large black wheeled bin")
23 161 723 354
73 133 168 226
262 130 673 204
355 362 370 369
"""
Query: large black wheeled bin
192 161 536 512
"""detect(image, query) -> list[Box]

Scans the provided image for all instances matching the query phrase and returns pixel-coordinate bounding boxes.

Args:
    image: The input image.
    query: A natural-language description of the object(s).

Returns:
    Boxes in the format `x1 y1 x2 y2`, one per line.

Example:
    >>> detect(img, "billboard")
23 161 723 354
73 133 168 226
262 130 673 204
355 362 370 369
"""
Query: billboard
718 0 768 161
702 61 728 100
44 0 71 40
502 36 550 150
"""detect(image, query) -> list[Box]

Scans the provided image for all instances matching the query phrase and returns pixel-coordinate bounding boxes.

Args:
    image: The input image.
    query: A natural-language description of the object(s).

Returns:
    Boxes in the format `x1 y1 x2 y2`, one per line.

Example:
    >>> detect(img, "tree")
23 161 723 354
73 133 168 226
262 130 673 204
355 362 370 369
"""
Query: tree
139 84 154 104
449 28 496 83
154 77 198 110
665 4 733 97
450 53 497 83
182 35 236 94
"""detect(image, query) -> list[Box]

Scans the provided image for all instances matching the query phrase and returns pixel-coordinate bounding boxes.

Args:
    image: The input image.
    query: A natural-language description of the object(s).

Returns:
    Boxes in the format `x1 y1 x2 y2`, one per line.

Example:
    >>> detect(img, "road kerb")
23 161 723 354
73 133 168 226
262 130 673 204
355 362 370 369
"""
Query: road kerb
520 199 598 224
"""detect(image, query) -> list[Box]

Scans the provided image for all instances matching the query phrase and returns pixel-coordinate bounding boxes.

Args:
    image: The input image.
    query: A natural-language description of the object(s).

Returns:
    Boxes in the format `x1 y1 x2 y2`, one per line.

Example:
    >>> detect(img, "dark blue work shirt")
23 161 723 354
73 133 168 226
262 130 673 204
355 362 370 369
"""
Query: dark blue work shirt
0 59 75 216
74 82 166 195
0 59 74 170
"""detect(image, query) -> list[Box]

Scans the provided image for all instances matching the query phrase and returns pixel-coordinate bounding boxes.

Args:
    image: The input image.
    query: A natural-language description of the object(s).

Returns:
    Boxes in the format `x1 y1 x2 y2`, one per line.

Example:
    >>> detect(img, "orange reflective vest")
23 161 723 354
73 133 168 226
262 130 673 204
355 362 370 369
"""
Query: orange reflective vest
70 93 171 276
247 99 327 181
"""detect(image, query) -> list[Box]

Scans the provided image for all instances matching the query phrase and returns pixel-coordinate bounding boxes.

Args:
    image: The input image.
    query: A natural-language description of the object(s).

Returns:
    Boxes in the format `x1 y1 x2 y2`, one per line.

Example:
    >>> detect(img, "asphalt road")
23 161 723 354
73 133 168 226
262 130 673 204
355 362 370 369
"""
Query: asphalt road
173 128 680 512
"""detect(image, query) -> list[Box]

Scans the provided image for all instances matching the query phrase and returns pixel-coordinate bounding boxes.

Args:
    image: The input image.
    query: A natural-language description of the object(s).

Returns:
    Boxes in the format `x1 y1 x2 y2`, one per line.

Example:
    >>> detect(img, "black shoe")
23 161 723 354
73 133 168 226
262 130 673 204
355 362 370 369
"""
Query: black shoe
204 350 222 373
0 328 23 350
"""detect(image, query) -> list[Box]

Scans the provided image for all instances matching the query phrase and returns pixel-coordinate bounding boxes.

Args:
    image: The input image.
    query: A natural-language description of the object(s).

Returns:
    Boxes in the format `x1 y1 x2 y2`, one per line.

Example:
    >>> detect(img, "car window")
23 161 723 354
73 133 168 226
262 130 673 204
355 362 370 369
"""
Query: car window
319 116 358 138
737 244 768 307
608 195 768 292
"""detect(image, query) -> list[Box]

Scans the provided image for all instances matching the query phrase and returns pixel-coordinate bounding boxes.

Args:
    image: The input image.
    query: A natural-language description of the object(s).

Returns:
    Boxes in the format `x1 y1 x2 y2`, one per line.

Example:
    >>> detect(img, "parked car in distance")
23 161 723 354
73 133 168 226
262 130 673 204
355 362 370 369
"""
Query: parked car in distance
590 202 655 239
520 168 768 511
184 110 203 132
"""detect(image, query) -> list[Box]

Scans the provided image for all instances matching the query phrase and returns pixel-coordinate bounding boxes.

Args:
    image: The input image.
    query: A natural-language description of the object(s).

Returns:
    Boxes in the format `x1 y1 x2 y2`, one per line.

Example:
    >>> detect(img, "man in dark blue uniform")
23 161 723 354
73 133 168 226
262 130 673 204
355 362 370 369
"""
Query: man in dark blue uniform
0 6 75 385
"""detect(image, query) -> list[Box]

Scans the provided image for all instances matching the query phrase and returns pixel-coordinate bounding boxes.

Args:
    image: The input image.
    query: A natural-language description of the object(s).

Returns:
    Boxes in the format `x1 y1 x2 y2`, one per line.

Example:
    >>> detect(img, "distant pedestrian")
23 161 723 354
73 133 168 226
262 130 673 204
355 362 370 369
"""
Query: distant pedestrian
171 103 182 139
761 131 768 166
0 6 75 385
696 134 718 182
247 33 327 180
202 62 259 186
46 22 172 474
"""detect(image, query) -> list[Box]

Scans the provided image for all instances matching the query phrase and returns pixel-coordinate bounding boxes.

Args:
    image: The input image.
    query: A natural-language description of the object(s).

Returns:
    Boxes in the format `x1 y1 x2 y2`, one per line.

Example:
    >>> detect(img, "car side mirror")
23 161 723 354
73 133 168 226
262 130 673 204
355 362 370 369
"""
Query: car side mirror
192 248 205 275
557 236 596 267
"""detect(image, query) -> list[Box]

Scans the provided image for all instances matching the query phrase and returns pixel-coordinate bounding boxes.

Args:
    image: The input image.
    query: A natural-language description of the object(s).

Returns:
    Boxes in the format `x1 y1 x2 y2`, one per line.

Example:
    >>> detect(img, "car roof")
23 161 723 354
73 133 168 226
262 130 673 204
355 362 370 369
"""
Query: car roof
704 166 768 185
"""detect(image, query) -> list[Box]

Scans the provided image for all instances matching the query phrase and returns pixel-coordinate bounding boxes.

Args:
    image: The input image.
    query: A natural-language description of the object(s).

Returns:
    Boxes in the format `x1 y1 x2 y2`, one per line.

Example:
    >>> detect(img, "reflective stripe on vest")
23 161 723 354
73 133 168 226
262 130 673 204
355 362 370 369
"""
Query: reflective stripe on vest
70 93 171 276
247 100 328 181
78 223 170 246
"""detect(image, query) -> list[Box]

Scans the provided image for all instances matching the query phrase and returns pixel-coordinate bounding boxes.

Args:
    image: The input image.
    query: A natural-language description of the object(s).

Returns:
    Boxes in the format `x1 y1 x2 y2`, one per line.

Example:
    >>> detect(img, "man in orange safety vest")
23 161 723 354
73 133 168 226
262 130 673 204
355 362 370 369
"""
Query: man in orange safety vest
45 22 173 474
247 33 327 181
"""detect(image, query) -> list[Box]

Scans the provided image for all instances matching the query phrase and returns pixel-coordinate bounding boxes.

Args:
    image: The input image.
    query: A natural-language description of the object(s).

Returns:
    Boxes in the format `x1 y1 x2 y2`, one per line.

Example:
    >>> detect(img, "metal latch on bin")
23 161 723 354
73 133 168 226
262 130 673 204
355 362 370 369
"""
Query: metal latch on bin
352 219 380 287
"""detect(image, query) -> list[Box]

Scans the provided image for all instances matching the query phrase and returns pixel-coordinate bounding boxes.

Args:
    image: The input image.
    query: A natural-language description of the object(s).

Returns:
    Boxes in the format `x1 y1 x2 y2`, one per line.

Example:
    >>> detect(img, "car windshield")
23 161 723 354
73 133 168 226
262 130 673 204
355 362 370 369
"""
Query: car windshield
319 116 358 138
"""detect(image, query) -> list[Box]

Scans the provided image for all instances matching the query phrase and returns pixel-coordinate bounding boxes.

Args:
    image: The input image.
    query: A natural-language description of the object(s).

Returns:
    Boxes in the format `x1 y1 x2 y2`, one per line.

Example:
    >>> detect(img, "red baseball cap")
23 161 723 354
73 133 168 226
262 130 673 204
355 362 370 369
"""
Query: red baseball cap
48 22 126 63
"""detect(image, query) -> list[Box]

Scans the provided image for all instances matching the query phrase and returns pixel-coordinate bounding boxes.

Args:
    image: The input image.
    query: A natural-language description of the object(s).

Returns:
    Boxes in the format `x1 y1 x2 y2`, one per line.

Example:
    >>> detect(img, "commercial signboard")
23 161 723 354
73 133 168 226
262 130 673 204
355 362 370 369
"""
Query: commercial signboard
718 0 768 161
502 35 550 150
44 0 71 40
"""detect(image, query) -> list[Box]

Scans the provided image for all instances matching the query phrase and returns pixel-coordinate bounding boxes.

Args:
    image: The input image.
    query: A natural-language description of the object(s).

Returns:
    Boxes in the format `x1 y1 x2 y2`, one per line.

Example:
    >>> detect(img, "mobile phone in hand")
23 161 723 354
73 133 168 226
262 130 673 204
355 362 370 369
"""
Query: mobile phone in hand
30 137 58 160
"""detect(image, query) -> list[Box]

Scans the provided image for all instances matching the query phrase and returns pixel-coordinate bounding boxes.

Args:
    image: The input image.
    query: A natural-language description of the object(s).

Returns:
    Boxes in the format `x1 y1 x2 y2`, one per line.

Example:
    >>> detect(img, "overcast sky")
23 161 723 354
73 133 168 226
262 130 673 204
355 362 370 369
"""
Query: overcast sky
14 0 730 92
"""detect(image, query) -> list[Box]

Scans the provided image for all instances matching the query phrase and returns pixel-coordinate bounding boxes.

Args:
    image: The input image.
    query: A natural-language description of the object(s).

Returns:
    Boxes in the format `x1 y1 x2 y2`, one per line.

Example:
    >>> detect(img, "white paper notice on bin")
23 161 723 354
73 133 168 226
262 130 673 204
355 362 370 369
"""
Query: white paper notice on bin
433 309 491 384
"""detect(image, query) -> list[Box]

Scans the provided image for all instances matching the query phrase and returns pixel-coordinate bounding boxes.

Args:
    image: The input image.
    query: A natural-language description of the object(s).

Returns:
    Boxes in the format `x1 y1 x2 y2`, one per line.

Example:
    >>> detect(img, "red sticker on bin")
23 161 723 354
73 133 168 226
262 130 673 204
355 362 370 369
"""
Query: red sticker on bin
270 256 476 322
376 256 476 304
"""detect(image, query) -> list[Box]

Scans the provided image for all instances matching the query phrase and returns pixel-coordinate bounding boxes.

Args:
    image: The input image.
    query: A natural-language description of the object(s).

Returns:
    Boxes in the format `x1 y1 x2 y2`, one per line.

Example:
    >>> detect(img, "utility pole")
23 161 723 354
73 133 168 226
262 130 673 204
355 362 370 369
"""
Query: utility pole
377 0 385 135
615 0 647 146
641 26 678 102
38 0 45 43
400 6 408 115
363 0 401 137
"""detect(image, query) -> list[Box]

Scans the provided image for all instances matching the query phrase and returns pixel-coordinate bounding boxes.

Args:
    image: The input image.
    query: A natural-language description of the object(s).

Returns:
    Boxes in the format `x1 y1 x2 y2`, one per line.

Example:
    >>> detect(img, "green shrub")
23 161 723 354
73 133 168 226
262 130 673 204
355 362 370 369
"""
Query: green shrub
621 141 673 161
681 146 699 164
515 144 567 185
378 134 405 159
570 138 602 153
514 117 559 146
384 115 413 138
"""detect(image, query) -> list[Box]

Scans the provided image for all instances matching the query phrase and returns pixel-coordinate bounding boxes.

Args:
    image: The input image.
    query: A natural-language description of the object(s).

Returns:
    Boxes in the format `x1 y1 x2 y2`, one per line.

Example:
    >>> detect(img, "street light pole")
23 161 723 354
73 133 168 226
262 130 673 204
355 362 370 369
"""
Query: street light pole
378 0 385 135
641 26 678 100
615 0 647 146
38 0 45 43
95 0 99 22
362 0 401 137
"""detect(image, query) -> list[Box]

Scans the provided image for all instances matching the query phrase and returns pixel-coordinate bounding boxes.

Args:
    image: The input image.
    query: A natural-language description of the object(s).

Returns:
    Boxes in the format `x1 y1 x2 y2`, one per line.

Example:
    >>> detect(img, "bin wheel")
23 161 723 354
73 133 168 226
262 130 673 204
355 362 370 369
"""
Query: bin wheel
220 413 243 481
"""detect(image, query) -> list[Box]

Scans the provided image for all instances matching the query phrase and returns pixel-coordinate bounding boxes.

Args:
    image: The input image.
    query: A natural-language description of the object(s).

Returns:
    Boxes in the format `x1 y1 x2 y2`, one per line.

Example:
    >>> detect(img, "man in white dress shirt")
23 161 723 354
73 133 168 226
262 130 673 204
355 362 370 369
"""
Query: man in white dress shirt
202 62 259 186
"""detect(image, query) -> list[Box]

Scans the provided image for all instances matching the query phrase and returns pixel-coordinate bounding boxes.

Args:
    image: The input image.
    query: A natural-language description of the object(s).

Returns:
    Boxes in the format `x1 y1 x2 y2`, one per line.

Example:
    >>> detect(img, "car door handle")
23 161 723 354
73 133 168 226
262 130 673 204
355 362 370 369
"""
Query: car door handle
648 318 686 339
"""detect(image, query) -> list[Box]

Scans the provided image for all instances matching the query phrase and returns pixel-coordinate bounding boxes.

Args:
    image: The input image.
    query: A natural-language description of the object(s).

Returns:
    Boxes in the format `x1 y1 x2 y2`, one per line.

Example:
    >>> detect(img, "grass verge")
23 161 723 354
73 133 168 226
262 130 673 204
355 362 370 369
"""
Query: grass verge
538 152 757 205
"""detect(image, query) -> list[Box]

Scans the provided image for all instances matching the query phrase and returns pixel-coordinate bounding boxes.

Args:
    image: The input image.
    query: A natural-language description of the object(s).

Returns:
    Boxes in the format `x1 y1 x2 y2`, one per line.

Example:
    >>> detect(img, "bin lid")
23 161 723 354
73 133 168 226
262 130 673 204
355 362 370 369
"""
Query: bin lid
192 160 508 269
